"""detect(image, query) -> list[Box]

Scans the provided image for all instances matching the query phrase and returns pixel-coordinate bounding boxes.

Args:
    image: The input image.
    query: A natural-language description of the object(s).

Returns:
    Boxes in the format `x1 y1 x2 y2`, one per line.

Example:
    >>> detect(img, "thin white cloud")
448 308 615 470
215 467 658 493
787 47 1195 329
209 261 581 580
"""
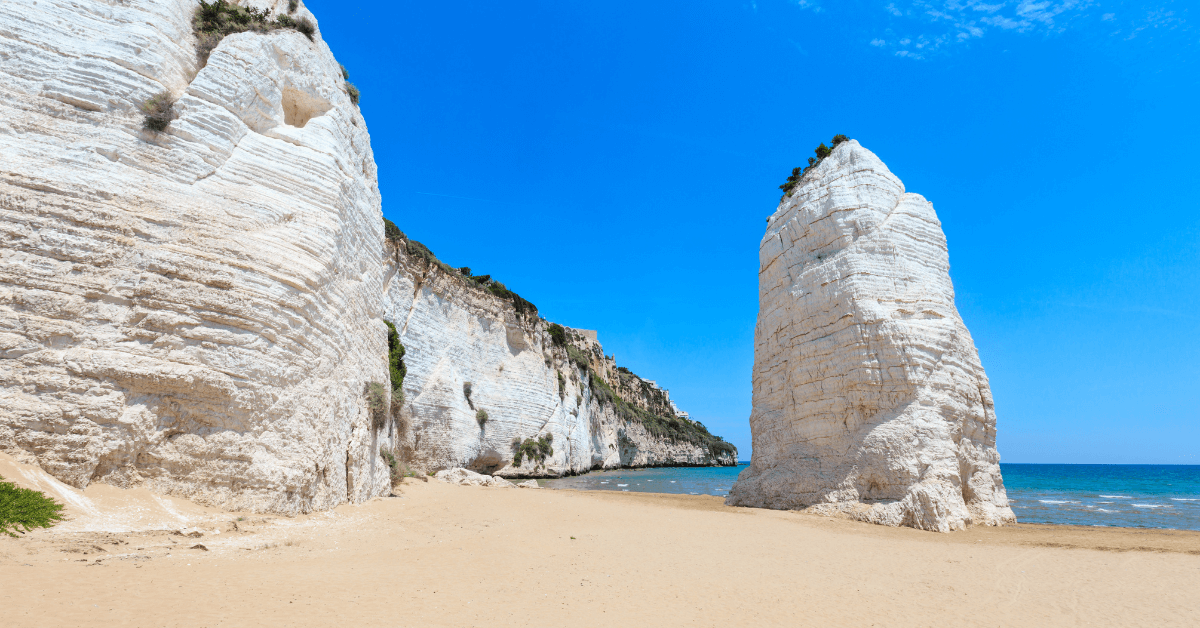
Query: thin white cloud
862 0 1189 59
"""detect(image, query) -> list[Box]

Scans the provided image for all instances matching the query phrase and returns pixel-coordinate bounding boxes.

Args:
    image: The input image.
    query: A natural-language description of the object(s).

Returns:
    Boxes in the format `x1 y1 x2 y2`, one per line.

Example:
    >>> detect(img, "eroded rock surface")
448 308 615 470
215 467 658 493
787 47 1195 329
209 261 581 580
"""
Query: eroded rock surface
726 140 1014 532
0 0 391 513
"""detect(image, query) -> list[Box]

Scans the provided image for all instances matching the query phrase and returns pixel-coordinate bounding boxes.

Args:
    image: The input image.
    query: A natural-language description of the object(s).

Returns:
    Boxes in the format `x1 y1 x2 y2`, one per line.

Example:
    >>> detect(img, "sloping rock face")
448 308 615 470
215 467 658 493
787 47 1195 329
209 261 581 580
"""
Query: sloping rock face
726 140 1014 532
0 0 391 512
382 243 737 477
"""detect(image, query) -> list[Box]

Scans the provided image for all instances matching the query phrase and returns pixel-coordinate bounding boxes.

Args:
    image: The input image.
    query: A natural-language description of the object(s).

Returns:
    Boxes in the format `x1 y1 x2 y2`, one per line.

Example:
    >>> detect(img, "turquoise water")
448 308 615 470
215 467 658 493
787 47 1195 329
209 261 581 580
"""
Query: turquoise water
543 464 746 498
543 463 1200 531
1001 464 1200 531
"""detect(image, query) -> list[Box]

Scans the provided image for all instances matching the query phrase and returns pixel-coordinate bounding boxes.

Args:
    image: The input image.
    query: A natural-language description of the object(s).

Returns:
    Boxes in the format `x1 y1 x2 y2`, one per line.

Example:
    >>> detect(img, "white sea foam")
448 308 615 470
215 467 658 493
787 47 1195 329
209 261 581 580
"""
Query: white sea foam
1132 504 1169 509
1097 501 1113 504
1097 509 1117 513
1039 500 1071 504
1170 498 1197 502
617 484 628 487
1100 495 1132 499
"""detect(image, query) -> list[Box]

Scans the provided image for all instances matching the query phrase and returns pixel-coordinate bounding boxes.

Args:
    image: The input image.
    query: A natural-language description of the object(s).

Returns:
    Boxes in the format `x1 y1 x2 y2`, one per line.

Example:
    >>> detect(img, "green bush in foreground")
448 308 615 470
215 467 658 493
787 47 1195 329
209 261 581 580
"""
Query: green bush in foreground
0 475 65 537
476 409 489 429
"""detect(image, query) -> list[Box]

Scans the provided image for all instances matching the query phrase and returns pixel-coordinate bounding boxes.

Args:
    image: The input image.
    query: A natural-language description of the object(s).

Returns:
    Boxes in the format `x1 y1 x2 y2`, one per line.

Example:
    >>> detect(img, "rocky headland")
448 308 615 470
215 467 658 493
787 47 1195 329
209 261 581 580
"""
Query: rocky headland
0 0 733 515
727 139 1015 532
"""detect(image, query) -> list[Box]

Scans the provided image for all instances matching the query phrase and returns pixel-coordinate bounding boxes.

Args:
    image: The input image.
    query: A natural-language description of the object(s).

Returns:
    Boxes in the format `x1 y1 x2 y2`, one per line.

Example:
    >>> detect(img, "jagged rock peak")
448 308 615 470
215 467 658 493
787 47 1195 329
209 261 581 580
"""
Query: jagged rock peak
726 140 1015 532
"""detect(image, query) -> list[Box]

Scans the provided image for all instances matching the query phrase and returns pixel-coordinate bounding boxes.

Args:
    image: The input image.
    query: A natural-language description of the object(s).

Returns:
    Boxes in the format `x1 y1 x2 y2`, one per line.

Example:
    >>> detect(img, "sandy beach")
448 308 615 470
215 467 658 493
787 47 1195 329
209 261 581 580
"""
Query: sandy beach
2 456 1198 628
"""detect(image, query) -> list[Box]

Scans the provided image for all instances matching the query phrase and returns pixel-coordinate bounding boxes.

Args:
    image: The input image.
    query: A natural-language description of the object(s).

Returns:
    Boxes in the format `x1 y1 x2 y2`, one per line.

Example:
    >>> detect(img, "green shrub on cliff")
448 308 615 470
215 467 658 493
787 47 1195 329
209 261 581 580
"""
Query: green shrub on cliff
192 0 314 67
383 218 405 241
778 134 851 201
385 321 406 407
512 434 554 466
1 475 65 537
547 323 567 347
476 409 488 429
140 92 178 133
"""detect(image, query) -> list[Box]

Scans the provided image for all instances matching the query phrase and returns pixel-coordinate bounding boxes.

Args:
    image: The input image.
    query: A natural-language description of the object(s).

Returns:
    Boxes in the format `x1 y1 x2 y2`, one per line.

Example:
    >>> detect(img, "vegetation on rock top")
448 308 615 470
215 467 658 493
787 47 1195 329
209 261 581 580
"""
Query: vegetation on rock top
383 217 538 319
778 134 850 202
193 0 316 67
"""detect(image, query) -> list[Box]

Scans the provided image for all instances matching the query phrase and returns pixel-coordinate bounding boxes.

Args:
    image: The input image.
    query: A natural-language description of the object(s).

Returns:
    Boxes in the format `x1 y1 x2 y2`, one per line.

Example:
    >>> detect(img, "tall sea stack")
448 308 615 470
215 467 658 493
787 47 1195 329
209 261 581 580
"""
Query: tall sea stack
726 140 1015 532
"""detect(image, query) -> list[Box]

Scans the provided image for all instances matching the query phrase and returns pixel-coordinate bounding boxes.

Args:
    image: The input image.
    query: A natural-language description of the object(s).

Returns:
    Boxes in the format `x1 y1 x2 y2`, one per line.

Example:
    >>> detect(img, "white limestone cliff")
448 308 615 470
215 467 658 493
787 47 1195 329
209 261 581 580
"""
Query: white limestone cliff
726 140 1015 532
0 0 732 513
0 0 392 513
382 241 737 477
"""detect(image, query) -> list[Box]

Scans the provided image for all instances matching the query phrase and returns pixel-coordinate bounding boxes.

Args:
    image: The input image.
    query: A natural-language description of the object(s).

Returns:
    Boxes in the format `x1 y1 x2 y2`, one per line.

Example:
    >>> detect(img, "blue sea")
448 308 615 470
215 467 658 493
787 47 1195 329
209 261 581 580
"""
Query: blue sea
542 463 1200 531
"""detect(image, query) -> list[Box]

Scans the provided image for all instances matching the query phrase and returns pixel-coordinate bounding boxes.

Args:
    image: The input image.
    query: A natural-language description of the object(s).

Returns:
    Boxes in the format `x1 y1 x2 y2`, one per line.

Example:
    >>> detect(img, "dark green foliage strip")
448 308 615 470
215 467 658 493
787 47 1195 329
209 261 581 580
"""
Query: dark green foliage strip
778 134 851 201
382 217 539 319
512 434 554 466
0 475 65 537
383 217 405 240
547 323 567 347
385 320 406 397
589 372 735 459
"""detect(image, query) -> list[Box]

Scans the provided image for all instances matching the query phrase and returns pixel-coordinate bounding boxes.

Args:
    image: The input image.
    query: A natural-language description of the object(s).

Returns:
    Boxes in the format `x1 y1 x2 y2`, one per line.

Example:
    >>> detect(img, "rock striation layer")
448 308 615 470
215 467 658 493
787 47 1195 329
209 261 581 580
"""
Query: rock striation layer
382 238 737 477
0 0 392 513
726 140 1014 532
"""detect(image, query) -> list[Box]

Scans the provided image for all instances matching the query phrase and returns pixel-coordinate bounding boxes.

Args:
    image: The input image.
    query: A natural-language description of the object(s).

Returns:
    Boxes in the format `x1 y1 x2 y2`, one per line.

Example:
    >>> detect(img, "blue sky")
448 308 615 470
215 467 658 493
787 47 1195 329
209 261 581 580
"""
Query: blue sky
309 0 1198 464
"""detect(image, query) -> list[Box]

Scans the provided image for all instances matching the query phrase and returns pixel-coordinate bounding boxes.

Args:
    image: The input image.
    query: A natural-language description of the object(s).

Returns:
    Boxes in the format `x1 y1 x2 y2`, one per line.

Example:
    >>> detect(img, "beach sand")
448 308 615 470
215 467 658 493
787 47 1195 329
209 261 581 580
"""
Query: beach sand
2 458 1198 627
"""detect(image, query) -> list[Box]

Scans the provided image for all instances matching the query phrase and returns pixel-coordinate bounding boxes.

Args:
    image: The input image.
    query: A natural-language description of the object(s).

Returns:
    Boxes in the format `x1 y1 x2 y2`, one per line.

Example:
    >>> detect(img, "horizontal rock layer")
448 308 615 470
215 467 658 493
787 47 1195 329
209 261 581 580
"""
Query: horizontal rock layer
726 140 1014 532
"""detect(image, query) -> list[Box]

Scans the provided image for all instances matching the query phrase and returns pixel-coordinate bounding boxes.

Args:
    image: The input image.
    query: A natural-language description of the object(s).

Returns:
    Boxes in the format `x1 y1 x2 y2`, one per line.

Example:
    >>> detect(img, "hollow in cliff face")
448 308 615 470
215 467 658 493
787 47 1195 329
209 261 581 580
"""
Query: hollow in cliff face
726 140 1015 532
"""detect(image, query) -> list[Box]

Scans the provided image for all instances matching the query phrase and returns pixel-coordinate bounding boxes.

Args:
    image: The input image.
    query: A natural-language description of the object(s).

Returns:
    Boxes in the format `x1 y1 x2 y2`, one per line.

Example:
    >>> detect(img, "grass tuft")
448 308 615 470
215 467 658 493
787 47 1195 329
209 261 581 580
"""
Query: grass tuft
365 381 388 430
0 475 65 537
140 91 177 133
